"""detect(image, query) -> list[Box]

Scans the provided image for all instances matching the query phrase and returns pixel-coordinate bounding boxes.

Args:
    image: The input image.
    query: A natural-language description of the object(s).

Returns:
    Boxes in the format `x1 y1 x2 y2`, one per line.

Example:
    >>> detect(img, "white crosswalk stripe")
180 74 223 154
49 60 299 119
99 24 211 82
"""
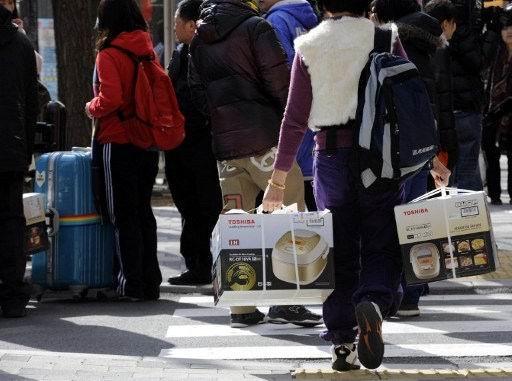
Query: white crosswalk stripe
165 320 512 338
160 293 512 361
171 305 512 318
161 343 512 360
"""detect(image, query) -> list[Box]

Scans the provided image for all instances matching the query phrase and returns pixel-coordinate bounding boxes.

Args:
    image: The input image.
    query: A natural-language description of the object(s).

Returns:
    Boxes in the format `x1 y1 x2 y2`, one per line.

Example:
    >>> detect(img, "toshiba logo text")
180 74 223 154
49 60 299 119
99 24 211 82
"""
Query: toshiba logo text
228 219 255 225
403 208 429 216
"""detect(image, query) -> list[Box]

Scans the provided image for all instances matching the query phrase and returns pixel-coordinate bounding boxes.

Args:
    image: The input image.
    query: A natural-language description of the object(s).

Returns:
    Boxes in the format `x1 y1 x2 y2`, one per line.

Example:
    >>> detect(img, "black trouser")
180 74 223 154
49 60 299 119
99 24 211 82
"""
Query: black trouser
165 135 223 278
0 172 31 311
482 123 512 200
98 143 162 299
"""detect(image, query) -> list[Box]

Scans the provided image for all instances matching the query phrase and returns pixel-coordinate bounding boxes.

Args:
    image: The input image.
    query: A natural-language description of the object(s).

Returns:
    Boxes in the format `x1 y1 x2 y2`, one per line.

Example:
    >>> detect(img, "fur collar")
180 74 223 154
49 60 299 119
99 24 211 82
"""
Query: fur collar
397 22 443 54
295 17 375 129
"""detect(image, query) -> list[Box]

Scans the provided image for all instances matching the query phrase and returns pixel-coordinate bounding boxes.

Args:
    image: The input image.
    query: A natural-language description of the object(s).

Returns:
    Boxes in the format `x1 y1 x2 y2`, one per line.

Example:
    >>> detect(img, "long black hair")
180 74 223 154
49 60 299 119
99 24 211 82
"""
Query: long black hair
96 0 148 51
317 0 370 15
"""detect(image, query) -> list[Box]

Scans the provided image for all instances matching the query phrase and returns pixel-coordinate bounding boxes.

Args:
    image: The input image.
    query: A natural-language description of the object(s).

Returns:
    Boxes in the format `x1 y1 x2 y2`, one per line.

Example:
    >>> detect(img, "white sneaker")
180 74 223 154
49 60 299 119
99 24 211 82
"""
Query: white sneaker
331 343 360 371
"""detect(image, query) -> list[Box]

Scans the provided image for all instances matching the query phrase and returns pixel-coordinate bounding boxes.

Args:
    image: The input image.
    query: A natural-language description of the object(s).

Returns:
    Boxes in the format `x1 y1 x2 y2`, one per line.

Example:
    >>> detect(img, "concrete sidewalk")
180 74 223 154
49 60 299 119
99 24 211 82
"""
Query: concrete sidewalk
3 351 512 381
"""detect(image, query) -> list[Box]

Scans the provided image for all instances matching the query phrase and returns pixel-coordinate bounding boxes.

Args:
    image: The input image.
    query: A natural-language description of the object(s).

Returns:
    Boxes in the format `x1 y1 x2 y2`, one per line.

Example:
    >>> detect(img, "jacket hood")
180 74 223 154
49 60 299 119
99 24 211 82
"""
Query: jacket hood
0 6 18 46
110 30 155 57
397 12 442 55
197 0 258 43
266 0 318 30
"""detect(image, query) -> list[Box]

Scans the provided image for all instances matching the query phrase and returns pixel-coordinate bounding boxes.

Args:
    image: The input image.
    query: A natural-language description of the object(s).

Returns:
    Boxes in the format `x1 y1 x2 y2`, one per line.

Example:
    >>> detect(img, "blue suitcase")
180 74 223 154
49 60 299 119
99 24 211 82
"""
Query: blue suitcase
32 148 114 297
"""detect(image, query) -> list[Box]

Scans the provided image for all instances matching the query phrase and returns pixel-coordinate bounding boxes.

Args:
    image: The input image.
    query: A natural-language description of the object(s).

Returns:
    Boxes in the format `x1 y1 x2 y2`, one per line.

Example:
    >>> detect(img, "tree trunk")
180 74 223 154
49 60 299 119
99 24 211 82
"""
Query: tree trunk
52 0 99 148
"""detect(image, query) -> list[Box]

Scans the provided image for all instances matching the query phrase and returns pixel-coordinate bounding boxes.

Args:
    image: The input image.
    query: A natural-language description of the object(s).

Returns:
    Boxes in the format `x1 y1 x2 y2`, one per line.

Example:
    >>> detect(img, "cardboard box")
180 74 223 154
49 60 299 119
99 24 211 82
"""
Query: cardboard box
394 189 497 285
23 193 49 254
211 210 335 306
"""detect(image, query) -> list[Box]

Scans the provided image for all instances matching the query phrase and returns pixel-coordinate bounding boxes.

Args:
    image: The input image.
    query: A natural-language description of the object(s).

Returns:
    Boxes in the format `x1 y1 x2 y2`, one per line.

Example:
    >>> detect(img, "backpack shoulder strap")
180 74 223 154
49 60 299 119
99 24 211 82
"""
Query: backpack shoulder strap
109 45 154 62
354 27 392 135
107 45 143 122
109 45 139 62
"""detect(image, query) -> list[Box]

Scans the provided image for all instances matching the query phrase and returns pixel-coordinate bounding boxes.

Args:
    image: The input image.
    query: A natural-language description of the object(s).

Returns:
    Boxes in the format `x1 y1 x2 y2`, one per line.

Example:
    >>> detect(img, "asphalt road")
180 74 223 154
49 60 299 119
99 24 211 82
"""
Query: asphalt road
1 291 512 373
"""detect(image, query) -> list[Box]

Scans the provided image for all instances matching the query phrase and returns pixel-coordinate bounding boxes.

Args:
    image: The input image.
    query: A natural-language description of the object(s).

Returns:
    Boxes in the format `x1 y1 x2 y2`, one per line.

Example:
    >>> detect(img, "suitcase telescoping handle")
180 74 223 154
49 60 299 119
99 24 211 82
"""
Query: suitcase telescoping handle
46 207 60 237
71 147 92 153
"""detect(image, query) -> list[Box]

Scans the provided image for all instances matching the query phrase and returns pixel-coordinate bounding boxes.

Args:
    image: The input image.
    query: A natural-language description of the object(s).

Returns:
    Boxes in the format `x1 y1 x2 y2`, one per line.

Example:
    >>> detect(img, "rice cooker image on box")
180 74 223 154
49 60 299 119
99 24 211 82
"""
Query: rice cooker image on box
272 230 329 285
409 243 441 280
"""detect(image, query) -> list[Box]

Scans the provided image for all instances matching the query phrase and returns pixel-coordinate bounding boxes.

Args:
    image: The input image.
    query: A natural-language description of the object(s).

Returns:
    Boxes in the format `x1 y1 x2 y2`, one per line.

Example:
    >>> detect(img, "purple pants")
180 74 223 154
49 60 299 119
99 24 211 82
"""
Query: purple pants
313 148 404 345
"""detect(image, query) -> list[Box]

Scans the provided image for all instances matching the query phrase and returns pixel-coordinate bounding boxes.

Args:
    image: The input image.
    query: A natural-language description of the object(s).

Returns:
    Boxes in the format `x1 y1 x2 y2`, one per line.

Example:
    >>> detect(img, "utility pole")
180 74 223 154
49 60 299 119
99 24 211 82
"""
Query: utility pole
163 0 176 67
19 0 38 50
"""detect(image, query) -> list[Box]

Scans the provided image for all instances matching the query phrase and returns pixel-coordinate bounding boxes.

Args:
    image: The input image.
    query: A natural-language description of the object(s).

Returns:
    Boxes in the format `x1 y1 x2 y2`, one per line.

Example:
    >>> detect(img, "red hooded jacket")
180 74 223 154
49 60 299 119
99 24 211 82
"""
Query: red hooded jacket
88 30 155 144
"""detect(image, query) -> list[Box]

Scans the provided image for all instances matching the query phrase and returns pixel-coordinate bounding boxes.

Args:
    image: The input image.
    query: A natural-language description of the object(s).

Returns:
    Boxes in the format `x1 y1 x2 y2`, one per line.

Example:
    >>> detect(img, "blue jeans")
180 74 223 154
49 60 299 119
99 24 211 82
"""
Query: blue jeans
451 112 483 191
313 148 404 344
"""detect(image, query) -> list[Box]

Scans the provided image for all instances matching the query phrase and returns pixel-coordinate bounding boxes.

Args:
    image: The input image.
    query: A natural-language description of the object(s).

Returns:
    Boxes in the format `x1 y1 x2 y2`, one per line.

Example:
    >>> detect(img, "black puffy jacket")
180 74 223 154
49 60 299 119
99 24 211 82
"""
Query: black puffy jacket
449 22 484 112
0 6 38 174
189 0 290 161
397 12 442 108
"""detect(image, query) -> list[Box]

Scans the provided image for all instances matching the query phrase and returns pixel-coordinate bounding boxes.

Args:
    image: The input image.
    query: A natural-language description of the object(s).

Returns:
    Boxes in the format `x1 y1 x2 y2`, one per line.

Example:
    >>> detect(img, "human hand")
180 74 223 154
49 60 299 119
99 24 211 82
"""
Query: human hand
430 156 451 188
12 18 24 30
262 170 288 212
262 183 285 212
85 102 93 119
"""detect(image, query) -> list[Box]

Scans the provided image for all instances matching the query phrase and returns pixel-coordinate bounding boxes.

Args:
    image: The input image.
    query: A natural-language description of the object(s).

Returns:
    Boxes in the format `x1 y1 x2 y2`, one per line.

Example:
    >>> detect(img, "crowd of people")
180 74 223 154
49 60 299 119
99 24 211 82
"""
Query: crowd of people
1 0 511 373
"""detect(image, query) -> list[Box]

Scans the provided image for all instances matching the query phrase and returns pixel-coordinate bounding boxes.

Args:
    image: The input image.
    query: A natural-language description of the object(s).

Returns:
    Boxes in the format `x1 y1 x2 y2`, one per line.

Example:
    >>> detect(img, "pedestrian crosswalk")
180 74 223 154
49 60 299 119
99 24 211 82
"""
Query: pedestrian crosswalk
159 293 512 361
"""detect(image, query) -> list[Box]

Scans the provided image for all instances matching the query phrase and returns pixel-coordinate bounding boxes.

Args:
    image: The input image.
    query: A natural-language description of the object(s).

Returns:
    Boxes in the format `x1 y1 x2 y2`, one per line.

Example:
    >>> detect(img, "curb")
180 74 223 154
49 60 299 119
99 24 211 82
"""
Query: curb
428 280 512 294
292 368 512 380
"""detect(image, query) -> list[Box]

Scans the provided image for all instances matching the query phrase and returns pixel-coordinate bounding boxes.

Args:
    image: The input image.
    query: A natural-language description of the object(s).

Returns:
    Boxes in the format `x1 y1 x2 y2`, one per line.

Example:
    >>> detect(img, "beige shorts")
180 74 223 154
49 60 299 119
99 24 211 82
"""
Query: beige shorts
218 148 305 315
217 147 305 212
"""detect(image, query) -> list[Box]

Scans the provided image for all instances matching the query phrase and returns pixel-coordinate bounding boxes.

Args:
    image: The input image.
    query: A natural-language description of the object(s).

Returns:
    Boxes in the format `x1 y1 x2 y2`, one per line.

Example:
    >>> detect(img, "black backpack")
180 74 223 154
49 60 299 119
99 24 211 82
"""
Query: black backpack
353 28 438 190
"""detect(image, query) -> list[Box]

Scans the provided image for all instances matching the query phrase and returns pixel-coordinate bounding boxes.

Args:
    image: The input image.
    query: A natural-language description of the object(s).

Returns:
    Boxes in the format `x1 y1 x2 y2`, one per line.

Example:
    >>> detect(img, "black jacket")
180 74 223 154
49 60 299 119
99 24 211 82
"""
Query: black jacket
397 12 457 168
167 43 210 148
0 7 38 173
189 0 290 161
397 12 442 108
433 47 457 168
449 22 484 112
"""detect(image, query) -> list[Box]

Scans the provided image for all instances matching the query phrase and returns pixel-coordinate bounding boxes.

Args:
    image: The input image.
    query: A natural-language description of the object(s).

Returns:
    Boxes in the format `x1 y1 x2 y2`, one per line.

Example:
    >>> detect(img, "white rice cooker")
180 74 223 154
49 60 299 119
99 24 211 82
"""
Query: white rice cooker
271 230 329 285
410 243 440 280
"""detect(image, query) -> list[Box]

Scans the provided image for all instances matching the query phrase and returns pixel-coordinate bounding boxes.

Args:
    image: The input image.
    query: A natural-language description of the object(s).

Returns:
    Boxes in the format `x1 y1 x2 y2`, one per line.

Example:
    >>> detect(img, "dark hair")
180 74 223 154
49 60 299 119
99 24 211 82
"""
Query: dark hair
12 1 18 18
96 0 148 51
373 0 420 23
176 0 202 22
369 0 376 12
500 3 512 28
317 0 370 15
424 0 456 23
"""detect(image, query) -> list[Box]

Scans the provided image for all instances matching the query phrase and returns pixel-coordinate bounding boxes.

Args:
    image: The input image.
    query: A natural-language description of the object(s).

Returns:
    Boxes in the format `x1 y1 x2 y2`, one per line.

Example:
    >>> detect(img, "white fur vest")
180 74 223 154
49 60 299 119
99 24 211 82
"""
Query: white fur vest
295 17 375 130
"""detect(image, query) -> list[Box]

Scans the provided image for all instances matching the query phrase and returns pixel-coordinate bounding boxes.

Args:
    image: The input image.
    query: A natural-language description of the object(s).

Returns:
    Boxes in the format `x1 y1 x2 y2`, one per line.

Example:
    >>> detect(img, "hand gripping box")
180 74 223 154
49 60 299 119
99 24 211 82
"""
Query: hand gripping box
23 193 49 254
394 188 497 285
211 209 335 306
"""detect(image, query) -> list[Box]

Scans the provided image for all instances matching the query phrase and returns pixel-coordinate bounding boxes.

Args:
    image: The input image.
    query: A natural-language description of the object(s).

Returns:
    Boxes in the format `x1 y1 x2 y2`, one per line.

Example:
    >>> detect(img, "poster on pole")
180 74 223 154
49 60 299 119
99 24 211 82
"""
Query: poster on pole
37 18 58 100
